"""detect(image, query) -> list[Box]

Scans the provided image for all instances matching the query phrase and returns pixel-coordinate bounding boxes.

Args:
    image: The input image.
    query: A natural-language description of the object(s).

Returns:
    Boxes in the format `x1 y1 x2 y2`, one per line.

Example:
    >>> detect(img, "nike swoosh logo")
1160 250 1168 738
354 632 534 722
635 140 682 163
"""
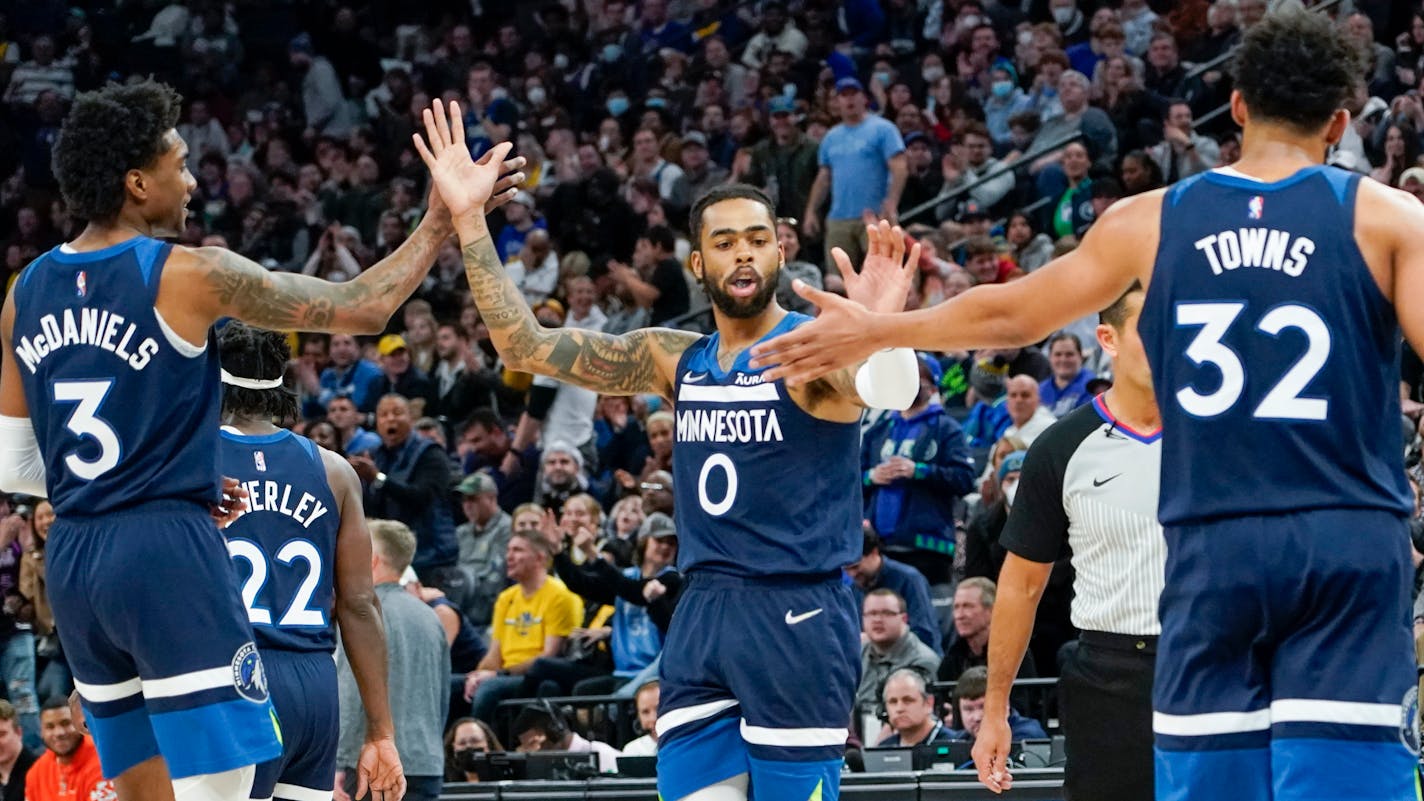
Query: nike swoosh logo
1093 474 1122 487
682 371 708 384
785 608 823 626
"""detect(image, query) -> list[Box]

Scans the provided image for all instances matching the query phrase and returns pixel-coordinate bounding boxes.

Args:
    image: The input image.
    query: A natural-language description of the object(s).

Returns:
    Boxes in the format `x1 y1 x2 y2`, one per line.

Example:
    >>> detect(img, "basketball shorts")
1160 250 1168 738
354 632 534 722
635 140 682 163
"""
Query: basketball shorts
47 501 283 779
1153 508 1419 801
656 572 860 801
250 649 338 801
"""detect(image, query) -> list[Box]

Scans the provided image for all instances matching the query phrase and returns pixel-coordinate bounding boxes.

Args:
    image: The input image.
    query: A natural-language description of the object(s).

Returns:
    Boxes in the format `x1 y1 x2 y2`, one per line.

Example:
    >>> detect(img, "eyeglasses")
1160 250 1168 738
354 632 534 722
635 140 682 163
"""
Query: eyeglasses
639 482 667 492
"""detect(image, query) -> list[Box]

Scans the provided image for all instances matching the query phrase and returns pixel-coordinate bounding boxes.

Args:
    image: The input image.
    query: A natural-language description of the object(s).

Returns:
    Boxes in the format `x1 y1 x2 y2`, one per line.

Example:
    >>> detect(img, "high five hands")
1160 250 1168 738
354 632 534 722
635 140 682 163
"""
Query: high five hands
412 99 527 222
750 220 919 383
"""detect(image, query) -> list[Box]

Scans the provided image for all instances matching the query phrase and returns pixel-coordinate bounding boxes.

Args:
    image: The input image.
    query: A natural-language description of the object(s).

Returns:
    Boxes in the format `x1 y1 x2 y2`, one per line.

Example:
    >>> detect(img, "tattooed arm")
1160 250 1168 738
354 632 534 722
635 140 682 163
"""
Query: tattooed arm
160 215 451 342
460 219 697 399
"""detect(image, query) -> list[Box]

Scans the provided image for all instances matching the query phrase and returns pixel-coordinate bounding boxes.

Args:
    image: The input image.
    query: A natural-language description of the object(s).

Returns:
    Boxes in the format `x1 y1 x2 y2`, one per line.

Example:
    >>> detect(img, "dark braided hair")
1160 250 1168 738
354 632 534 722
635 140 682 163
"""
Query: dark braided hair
219 322 298 422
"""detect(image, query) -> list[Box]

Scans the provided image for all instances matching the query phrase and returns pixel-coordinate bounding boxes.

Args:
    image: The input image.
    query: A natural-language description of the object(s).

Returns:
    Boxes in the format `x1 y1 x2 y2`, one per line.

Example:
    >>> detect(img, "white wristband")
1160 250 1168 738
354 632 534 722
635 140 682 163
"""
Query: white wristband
854 348 920 410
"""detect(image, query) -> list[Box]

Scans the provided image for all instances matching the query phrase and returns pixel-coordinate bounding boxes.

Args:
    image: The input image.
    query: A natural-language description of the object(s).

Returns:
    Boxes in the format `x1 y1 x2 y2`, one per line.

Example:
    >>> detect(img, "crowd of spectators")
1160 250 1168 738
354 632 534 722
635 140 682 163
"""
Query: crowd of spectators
0 0 1422 787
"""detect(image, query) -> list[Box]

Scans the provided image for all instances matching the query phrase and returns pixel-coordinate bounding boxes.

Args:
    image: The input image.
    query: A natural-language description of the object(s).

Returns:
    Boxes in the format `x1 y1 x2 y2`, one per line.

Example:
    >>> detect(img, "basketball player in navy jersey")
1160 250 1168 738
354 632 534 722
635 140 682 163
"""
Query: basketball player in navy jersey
216 323 404 801
412 99 923 801
754 9 1424 801
0 81 521 801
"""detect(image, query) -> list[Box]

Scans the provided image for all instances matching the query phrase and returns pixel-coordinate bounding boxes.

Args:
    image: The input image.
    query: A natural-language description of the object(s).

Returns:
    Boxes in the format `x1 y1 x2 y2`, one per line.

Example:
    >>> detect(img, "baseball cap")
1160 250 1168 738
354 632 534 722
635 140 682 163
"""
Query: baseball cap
957 202 990 222
835 76 865 93
681 131 709 149
638 512 678 540
769 96 796 115
917 352 943 385
377 334 408 356
511 190 536 209
456 473 498 496
903 131 931 148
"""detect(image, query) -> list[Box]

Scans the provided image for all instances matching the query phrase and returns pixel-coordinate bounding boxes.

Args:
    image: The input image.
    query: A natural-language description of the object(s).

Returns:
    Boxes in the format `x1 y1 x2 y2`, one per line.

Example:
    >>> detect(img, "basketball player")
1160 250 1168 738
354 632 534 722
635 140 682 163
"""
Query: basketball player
412 99 922 801
753 9 1423 800
0 81 520 801
216 323 404 801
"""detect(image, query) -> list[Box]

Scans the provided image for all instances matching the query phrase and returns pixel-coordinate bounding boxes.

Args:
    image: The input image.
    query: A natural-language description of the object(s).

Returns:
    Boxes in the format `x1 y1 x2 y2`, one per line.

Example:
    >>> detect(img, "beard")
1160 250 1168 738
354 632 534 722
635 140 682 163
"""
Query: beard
702 267 780 319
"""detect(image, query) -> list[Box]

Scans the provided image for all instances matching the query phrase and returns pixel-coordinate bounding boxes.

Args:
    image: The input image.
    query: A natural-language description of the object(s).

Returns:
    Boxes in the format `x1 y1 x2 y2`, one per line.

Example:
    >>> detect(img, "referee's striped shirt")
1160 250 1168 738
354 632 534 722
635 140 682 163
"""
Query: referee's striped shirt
1000 396 1165 636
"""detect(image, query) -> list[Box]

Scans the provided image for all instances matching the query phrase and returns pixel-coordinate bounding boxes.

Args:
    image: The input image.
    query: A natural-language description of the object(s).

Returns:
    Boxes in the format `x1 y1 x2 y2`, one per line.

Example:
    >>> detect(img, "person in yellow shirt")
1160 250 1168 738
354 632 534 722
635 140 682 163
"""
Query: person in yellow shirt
464 530 582 723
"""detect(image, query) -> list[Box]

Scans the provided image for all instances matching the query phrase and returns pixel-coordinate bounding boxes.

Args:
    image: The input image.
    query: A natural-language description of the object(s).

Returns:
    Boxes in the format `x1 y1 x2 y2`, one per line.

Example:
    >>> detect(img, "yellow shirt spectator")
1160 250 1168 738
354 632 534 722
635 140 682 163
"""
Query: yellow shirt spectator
490 575 582 668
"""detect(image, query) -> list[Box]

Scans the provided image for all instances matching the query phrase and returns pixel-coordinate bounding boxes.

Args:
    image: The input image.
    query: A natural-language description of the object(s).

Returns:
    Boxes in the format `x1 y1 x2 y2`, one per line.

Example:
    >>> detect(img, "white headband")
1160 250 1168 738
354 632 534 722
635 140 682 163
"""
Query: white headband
220 369 286 390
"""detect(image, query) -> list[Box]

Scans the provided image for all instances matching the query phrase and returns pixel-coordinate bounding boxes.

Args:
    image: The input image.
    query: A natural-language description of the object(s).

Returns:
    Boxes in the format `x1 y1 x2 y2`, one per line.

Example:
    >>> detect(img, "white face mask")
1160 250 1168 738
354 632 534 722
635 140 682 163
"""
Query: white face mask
527 86 547 106
1052 7 1077 25
1003 479 1019 506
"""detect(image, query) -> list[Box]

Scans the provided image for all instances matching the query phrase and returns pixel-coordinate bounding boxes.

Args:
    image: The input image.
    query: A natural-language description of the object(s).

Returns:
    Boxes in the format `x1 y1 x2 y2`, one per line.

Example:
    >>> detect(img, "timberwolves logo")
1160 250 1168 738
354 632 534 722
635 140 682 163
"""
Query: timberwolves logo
231 642 269 703
1401 686 1419 755
1248 195 1264 220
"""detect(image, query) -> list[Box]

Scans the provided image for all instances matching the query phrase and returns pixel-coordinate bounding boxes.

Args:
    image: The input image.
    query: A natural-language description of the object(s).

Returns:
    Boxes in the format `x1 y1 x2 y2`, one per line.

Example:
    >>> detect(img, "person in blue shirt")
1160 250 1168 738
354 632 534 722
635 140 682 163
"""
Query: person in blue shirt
318 333 384 413
493 192 546 263
846 528 943 656
804 77 906 282
1038 333 1096 417
860 354 976 585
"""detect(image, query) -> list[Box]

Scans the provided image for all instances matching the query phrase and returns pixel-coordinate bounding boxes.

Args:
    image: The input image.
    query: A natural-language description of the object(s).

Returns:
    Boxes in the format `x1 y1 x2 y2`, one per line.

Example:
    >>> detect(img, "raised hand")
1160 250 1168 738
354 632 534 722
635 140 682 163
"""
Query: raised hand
836 220 920 315
411 99 518 220
747 281 880 385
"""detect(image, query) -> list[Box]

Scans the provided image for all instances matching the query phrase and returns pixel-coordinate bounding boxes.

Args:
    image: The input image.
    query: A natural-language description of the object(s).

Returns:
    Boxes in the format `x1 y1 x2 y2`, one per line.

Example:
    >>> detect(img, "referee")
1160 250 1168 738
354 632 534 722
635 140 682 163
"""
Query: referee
972 282 1164 800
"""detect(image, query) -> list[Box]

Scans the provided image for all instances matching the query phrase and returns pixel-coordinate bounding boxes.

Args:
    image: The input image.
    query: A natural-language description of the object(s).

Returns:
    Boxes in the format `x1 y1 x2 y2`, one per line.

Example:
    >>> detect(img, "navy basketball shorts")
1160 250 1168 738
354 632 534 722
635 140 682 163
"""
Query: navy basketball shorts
46 501 283 779
1153 509 1418 801
250 649 338 801
656 572 860 801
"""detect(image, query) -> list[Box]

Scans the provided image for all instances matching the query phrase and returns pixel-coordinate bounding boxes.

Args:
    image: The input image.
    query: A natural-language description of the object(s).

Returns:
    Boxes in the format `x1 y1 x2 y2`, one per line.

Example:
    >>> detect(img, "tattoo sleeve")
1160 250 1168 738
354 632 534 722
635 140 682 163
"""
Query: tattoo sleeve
199 220 447 333
460 231 697 398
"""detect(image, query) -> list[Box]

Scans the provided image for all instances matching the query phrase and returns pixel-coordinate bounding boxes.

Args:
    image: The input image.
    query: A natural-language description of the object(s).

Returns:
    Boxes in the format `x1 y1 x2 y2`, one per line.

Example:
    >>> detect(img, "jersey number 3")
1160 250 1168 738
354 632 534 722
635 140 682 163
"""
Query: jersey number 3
1175 302 1330 421
53 380 120 480
226 540 327 628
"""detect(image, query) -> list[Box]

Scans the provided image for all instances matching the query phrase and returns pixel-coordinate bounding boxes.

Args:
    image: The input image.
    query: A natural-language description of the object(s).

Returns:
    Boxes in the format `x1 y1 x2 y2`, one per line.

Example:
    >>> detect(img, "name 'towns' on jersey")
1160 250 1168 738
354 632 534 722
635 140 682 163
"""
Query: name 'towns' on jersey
671 313 862 577
220 429 339 653
1138 166 1411 525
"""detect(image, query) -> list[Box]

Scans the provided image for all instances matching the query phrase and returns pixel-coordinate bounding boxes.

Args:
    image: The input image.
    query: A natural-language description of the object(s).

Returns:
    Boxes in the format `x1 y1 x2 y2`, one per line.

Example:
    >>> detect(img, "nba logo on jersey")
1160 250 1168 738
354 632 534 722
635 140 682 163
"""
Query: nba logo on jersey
254 451 267 472
75 271 86 297
1248 195 1264 219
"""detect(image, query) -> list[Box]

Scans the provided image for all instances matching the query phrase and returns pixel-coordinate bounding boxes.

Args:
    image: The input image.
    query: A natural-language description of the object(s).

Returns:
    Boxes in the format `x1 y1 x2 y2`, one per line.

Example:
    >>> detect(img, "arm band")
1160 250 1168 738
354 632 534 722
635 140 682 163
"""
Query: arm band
854 348 920 410
0 415 46 497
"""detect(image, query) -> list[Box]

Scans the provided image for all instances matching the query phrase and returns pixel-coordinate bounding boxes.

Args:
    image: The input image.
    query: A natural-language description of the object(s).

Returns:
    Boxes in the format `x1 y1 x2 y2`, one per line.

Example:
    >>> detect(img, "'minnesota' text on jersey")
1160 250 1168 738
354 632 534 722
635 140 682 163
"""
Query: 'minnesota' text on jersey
672 312 861 577
12 237 221 516
220 428 338 653
1139 166 1410 525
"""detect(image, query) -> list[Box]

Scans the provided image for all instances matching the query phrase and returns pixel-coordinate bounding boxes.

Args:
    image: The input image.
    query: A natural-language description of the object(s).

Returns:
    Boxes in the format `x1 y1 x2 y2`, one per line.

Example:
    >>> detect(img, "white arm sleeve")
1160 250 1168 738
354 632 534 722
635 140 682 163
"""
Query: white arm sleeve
853 348 920 411
0 415 47 497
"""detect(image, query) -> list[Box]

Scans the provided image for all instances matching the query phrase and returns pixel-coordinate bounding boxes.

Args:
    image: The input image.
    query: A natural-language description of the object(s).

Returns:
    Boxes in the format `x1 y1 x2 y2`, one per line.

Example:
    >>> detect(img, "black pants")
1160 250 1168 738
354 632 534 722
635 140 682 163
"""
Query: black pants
1058 631 1156 801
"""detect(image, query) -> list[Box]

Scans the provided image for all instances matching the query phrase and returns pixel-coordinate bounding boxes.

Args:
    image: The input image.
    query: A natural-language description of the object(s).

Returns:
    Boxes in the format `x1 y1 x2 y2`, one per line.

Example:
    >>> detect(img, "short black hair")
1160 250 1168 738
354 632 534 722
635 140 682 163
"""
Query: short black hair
862 524 881 556
461 408 503 435
40 695 69 713
1099 279 1144 329
219 322 298 422
1232 8 1363 134
54 81 184 222
689 184 775 246
640 225 676 254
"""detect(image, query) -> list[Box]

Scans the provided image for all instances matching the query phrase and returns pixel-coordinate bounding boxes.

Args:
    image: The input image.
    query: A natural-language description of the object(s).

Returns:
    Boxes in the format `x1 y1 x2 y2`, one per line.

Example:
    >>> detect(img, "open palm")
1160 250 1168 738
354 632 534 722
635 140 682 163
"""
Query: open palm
834 219 921 315
412 99 512 219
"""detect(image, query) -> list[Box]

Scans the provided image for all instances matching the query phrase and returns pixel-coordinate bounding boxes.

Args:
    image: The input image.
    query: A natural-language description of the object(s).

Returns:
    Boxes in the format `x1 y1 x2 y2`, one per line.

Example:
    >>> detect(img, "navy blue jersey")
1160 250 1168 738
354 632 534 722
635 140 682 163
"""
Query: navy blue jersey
1139 166 1411 525
220 428 339 653
671 312 861 577
11 238 221 517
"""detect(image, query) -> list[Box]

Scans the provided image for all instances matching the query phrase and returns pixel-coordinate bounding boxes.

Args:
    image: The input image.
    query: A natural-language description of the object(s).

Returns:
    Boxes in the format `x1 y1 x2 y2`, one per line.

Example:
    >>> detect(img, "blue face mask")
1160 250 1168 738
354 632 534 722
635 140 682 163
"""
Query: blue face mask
646 97 667 109
602 43 623 63
607 96 629 116
992 80 1014 99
